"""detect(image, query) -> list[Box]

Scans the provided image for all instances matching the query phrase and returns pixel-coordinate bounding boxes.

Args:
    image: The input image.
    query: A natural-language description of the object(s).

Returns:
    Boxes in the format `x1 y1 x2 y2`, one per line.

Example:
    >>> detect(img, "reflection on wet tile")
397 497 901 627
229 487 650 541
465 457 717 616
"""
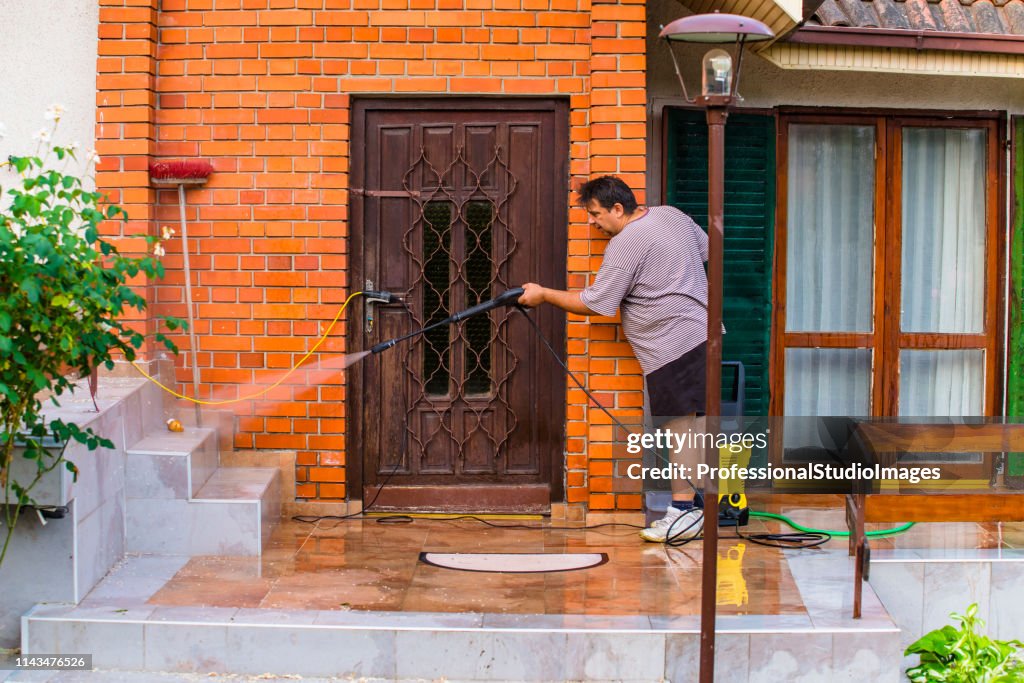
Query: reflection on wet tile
135 516 816 619
148 577 272 608
124 509 1024 632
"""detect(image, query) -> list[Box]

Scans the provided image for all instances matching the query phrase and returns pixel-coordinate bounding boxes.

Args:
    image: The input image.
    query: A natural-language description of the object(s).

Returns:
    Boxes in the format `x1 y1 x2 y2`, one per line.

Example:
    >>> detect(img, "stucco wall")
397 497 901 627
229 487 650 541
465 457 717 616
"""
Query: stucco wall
0 0 98 166
647 0 1024 114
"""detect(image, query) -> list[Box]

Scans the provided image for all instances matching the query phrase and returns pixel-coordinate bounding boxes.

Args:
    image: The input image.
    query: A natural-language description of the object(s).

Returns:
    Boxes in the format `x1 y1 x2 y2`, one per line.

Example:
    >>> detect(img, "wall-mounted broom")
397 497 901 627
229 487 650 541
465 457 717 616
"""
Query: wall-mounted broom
148 159 214 426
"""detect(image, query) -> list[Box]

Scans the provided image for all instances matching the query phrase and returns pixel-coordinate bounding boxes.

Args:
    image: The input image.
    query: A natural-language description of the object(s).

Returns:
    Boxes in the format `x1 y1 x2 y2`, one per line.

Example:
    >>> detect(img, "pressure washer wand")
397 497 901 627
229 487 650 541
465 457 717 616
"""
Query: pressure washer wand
370 287 524 355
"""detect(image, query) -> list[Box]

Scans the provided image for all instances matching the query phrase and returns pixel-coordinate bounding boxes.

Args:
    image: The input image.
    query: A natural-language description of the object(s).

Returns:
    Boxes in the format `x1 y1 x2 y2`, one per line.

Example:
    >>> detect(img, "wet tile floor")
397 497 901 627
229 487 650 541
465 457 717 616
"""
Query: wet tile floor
137 495 1021 618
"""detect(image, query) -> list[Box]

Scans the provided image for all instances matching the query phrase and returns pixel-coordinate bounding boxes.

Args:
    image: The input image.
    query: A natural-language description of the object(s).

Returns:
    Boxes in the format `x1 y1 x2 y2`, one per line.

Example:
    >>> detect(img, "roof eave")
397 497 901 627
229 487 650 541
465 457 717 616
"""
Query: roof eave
786 25 1024 55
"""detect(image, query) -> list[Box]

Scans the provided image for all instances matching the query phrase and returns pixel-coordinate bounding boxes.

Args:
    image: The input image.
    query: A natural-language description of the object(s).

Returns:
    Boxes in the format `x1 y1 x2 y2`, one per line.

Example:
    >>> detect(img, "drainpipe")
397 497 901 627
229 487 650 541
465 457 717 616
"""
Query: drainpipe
1004 113 1012 425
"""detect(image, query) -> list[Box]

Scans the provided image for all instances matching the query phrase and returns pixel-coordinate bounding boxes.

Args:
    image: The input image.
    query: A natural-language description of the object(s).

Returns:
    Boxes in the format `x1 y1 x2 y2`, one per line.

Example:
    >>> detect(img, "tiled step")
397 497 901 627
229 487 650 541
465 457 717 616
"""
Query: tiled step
197 467 282 550
868 546 1024 671
167 405 236 455
125 468 280 557
20 599 901 681
126 428 219 500
19 550 903 682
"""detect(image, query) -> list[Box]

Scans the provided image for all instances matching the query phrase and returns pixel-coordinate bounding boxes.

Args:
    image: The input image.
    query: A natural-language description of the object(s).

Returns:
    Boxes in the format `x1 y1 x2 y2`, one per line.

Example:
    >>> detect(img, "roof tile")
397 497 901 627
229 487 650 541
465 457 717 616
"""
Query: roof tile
904 0 942 30
810 0 1024 34
1007 1 1024 31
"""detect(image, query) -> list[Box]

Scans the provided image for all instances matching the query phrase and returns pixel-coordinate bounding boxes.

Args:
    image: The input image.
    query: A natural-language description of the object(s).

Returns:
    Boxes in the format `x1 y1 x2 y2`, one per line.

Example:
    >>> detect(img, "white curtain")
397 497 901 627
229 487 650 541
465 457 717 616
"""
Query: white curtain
786 124 875 333
784 348 872 451
784 126 875 436
901 128 986 335
900 350 984 417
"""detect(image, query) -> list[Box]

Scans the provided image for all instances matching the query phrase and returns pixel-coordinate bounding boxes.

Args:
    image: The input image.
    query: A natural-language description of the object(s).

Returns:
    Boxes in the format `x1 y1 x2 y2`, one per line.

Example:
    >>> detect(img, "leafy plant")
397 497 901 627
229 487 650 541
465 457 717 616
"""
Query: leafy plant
0 109 182 567
905 603 1024 682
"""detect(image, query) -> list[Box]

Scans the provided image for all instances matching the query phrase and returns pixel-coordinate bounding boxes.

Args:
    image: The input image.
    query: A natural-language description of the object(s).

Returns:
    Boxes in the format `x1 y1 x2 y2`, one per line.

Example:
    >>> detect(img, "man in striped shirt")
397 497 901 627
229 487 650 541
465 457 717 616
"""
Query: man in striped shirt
518 175 710 543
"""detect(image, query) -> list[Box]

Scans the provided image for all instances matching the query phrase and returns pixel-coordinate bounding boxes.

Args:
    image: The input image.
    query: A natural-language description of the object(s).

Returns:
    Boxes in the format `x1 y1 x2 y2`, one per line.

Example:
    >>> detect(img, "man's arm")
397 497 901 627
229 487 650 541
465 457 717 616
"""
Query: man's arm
518 282 600 316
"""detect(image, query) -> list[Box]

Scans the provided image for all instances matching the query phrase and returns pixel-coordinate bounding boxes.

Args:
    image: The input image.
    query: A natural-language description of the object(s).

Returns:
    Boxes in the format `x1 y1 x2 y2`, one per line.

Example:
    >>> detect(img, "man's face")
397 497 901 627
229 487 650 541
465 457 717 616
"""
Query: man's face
585 199 626 237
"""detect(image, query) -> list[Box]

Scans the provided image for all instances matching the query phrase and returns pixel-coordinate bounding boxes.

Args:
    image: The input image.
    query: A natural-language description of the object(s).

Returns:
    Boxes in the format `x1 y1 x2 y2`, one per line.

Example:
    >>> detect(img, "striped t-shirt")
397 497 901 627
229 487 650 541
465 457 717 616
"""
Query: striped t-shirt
579 205 712 375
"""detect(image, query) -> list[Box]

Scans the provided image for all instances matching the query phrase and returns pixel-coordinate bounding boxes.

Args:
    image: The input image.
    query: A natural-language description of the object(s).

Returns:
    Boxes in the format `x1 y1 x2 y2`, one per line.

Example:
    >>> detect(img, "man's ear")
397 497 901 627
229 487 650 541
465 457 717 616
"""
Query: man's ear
611 203 625 217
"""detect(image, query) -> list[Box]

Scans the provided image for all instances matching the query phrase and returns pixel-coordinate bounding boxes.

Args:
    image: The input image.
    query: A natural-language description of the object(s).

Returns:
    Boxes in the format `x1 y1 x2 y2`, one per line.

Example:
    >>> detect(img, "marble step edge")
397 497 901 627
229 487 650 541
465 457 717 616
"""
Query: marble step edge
126 427 218 457
21 604 900 635
192 467 279 503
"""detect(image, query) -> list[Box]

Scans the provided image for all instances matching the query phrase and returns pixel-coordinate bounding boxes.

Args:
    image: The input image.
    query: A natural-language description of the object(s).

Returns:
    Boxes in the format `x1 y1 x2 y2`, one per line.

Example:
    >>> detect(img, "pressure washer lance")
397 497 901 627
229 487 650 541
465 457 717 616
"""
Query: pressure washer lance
370 287 525 355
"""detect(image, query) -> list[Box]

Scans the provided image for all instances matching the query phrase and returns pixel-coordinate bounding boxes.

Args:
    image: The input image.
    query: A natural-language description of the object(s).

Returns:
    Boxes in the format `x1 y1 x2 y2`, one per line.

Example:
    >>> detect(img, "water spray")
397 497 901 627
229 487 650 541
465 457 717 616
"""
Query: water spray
369 287 524 355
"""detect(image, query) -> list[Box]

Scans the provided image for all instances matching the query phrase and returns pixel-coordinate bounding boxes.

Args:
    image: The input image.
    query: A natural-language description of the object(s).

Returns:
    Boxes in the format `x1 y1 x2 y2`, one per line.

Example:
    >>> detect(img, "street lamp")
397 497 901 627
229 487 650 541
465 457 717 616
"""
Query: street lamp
658 13 774 683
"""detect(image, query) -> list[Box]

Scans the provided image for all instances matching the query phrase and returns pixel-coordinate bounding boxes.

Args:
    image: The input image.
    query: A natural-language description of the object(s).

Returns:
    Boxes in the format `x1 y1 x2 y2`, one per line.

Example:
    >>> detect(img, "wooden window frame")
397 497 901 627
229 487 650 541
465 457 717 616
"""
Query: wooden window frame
771 112 1005 420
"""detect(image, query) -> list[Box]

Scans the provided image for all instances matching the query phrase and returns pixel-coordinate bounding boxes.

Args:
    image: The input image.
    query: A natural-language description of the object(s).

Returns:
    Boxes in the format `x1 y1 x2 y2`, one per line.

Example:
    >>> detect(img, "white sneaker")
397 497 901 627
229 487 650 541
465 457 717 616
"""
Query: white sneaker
640 505 704 543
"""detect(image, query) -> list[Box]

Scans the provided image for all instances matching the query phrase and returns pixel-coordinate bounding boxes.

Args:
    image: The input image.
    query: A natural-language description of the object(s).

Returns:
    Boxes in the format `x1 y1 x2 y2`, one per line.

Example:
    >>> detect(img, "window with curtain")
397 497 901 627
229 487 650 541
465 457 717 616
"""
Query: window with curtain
776 116 998 462
901 128 986 337
786 124 875 335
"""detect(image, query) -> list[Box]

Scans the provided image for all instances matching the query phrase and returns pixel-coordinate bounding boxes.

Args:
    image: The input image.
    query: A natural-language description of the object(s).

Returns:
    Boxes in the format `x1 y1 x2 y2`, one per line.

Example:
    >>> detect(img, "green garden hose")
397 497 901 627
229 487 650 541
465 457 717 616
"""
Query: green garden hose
750 511 915 538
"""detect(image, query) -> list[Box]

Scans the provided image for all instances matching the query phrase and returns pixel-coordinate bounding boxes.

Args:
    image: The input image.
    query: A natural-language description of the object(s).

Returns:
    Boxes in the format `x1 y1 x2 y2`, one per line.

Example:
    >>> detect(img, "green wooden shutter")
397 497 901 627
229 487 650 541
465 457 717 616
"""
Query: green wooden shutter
664 107 775 419
1009 117 1024 477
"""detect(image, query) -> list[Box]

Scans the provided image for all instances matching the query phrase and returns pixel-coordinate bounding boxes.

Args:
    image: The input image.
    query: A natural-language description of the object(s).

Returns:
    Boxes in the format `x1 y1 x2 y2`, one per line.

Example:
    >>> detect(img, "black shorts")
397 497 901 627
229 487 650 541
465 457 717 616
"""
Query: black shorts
646 342 706 423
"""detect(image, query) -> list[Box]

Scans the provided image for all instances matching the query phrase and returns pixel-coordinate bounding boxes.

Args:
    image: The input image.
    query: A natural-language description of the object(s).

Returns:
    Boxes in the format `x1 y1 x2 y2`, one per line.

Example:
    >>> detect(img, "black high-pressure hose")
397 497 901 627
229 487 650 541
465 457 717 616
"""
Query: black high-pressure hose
365 286 691 485
369 287 525 354
304 290 834 547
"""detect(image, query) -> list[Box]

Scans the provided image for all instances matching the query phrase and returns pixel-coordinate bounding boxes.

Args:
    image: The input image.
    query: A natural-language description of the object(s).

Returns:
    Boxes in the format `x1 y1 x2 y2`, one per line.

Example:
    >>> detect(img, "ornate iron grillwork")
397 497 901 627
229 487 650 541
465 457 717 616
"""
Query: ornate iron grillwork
399 145 519 463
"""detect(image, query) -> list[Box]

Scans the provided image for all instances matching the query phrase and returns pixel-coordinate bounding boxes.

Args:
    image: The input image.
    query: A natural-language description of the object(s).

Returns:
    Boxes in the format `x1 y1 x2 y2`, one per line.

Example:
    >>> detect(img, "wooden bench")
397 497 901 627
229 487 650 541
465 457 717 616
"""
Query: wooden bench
844 422 1024 618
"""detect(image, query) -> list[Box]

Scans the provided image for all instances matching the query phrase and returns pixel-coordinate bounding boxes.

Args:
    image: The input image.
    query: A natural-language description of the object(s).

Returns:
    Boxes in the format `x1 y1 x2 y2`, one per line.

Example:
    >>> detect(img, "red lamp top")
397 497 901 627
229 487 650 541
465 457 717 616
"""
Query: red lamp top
659 13 775 43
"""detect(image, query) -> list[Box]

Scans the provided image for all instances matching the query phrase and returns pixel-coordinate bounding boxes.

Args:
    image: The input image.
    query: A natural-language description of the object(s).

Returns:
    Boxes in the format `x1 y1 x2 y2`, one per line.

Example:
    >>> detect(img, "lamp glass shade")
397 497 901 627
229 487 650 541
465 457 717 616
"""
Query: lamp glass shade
702 49 732 96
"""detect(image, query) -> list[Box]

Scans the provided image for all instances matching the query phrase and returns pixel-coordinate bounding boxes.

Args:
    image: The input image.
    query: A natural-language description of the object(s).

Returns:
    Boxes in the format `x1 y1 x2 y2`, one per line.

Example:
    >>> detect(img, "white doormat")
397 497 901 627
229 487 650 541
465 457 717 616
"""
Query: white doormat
419 552 608 573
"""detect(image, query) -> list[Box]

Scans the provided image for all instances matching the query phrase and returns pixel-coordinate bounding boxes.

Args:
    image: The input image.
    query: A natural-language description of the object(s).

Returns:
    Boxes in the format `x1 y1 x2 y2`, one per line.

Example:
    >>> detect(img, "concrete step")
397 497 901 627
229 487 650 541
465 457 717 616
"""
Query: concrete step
125 467 280 557
20 599 901 682
126 428 219 500
168 404 236 455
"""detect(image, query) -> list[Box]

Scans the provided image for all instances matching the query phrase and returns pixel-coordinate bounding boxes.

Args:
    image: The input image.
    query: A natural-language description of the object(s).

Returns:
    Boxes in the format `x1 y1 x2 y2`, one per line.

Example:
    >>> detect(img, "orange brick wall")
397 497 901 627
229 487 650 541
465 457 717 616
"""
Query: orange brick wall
96 0 647 511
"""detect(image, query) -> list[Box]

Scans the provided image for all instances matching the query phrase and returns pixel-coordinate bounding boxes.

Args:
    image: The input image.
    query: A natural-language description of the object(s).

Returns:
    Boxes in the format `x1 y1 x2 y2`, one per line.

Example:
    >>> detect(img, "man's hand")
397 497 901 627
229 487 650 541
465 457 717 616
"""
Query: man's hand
518 282 547 308
518 283 599 316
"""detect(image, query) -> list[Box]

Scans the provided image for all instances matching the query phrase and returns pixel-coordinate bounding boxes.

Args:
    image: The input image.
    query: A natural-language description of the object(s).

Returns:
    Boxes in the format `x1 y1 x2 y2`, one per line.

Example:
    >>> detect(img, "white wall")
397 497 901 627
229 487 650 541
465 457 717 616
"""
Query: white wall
0 1 99 167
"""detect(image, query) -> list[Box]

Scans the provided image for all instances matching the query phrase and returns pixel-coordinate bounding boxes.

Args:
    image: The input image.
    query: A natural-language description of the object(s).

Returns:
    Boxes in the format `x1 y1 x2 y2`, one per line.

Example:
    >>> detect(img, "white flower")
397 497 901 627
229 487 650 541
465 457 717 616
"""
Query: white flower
32 253 47 265
33 129 51 143
68 141 81 153
44 104 65 121
153 243 166 258
85 149 101 166
161 225 176 240
0 122 6 140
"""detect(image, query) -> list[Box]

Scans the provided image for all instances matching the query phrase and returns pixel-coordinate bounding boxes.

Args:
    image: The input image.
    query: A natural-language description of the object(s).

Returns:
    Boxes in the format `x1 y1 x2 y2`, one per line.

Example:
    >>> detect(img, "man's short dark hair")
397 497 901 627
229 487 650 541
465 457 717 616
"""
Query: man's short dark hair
576 175 638 213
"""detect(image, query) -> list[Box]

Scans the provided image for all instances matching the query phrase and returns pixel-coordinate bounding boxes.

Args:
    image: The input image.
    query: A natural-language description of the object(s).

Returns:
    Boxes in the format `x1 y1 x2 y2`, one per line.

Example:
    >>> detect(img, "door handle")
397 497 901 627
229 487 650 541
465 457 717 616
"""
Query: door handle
363 279 400 334
365 279 377 334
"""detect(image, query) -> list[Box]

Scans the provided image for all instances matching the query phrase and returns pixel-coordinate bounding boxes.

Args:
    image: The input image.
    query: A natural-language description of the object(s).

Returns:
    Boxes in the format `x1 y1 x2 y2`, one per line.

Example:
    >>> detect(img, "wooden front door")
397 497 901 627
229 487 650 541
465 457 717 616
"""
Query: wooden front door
349 99 568 512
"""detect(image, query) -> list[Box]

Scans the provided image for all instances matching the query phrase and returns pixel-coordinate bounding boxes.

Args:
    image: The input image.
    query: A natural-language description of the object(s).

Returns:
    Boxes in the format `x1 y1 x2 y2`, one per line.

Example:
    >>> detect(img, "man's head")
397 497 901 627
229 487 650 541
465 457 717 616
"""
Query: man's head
576 175 640 237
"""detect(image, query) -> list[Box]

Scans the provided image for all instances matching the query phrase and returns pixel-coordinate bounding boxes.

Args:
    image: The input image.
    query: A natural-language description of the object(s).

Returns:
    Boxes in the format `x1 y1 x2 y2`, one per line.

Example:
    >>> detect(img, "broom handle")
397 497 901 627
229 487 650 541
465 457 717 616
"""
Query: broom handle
178 183 203 427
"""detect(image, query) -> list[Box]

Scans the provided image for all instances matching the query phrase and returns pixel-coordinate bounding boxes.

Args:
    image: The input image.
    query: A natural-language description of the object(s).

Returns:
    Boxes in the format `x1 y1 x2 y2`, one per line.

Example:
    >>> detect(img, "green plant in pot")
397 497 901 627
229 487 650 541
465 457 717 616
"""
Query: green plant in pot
0 108 182 568
905 603 1024 682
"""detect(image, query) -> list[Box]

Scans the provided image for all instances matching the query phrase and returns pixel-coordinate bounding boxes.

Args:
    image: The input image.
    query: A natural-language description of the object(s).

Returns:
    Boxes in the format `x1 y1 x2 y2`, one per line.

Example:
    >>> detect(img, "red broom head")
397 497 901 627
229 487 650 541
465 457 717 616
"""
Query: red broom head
148 159 214 182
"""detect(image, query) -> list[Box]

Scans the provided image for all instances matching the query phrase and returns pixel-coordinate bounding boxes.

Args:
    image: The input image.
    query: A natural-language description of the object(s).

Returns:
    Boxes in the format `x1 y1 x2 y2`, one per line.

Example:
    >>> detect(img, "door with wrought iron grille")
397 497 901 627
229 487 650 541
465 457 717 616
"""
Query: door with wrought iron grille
350 99 568 512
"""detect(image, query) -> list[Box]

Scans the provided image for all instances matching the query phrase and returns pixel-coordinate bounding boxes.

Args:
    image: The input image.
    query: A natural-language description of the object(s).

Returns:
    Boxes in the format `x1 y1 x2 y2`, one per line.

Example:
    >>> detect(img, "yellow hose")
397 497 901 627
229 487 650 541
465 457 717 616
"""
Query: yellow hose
131 291 362 405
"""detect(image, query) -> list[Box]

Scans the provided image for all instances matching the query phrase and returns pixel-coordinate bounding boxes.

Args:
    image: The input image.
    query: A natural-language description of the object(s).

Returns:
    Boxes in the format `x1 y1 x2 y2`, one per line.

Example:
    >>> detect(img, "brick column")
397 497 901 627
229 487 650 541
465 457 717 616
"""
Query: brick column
96 0 160 358
576 0 648 513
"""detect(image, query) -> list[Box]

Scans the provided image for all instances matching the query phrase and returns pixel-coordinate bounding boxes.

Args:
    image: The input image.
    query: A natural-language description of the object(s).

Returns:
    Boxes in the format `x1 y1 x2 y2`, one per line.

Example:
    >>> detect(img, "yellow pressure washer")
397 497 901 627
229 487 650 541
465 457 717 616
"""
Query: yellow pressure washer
716 442 751 527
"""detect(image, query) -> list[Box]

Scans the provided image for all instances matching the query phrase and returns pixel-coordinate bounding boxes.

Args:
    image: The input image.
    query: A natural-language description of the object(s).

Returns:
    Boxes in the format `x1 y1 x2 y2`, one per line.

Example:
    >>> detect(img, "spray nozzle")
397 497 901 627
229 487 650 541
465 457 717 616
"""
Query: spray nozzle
363 290 399 304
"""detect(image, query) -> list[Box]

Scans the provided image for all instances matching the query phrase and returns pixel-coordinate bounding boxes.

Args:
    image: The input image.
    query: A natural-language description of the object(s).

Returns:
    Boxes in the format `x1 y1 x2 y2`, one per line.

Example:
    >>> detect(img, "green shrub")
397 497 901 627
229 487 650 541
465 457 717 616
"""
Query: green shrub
0 110 181 566
906 603 1024 682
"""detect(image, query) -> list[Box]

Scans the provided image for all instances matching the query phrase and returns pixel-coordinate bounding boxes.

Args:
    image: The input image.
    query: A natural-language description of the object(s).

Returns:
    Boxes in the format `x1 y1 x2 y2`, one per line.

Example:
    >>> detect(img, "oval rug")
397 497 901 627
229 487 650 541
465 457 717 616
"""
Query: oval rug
419 552 608 573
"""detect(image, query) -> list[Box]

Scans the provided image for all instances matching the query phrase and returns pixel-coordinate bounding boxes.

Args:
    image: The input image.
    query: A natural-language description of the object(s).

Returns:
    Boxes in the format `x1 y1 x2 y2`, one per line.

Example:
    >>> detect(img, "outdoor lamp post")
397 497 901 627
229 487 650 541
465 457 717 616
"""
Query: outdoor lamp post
658 13 774 683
